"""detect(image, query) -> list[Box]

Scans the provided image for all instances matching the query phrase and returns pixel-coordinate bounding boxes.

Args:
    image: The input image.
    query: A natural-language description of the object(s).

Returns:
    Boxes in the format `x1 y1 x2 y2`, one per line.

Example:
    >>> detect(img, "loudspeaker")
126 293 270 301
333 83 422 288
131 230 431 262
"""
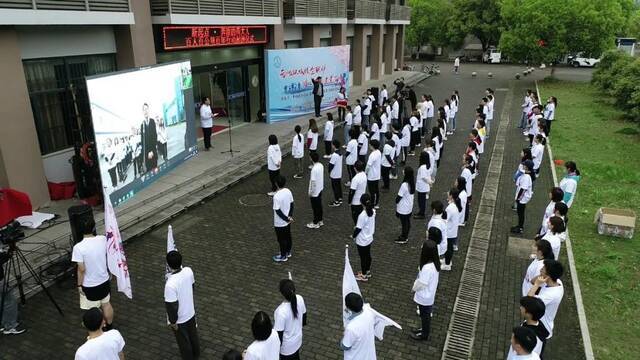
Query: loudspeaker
68 204 94 245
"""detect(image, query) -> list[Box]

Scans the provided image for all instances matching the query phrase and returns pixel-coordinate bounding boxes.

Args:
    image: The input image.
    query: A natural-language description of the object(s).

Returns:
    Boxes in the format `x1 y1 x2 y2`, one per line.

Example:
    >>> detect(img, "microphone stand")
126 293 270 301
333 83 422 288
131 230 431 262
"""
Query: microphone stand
220 114 240 157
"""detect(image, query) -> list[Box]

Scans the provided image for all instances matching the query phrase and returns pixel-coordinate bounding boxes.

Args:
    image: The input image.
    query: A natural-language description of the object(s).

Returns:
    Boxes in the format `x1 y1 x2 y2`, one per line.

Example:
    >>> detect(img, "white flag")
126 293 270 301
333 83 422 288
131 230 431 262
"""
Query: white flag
103 191 132 299
342 246 401 338
165 225 177 279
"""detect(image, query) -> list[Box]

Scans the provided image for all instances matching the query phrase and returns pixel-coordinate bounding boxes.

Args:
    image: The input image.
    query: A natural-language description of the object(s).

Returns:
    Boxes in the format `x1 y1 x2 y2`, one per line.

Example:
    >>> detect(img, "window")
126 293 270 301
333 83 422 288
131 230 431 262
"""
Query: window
366 35 372 67
23 54 116 155
285 40 302 49
347 36 354 71
320 38 332 47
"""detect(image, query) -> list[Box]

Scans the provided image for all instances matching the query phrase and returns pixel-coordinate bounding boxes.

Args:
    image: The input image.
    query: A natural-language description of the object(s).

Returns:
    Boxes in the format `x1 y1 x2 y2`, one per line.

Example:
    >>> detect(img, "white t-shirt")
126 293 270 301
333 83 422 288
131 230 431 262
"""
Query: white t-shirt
523 96 532 113
273 188 294 227
410 116 420 132
413 262 439 306
458 190 468 224
515 174 533 204
342 309 376 360
486 101 494 120
391 134 401 156
72 236 109 287
345 139 358 165
536 280 564 338
370 122 380 142
559 176 578 208
353 105 362 125
366 150 381 181
199 104 213 128
522 259 544 296
381 144 394 167
543 232 562 260
355 210 376 246
75 330 125 360
416 164 432 193
391 101 399 119
344 112 353 126
363 97 372 116
324 121 334 141
507 350 541 360
540 201 556 235
307 130 318 151
309 163 324 197
401 125 411 147
245 329 281 360
164 267 196 324
350 173 368 205
357 133 369 156
380 113 390 133
531 143 544 170
329 152 343 179
396 183 414 215
292 134 304 159
273 295 307 356
461 168 473 196
444 105 451 119
426 101 434 118
445 202 460 238
544 103 555 120
454 58 460 67
267 145 281 171
379 89 388 106
428 215 448 256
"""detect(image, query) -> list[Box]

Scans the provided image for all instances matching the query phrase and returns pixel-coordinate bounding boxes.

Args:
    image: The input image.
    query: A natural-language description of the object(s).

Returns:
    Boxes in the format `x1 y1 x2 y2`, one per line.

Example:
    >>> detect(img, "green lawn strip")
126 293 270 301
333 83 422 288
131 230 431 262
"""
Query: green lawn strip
540 81 640 360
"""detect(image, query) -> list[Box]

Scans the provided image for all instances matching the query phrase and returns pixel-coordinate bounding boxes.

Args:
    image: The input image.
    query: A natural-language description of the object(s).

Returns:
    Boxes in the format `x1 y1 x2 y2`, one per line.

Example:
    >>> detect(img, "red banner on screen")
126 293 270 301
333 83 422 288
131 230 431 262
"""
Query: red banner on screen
163 25 268 50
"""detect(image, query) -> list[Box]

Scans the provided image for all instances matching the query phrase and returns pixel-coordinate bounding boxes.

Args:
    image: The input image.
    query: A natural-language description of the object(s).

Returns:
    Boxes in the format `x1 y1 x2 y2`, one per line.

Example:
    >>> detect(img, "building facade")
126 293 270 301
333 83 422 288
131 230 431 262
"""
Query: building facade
0 0 410 208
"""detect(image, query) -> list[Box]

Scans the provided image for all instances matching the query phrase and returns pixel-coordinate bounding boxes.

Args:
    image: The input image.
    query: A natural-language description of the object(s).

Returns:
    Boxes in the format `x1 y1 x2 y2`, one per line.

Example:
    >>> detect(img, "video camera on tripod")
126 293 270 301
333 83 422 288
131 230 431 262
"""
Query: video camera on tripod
0 220 24 246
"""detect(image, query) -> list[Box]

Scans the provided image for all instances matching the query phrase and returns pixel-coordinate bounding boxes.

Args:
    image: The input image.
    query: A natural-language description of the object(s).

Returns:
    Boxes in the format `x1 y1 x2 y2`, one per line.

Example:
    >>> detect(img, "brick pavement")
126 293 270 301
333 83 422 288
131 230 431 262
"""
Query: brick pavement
0 65 586 359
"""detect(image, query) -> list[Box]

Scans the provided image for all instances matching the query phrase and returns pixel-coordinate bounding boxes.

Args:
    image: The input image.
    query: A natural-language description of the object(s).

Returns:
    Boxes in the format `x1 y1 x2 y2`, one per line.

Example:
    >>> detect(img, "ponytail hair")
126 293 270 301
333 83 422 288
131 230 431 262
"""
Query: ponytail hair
456 176 467 193
360 193 374 217
279 279 298 318
449 187 462 212
565 161 580 176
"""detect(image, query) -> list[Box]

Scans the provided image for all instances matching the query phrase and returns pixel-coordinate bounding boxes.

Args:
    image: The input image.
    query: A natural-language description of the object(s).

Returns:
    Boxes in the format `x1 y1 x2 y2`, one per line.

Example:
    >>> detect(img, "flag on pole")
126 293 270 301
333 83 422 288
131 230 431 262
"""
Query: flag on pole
103 191 132 299
165 225 177 280
342 245 401 339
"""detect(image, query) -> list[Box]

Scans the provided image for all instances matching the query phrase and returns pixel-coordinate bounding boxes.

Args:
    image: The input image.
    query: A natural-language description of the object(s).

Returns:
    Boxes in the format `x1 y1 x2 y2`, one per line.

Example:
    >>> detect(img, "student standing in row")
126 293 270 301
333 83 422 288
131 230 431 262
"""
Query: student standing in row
559 161 580 208
537 187 564 238
409 111 420 154
306 119 319 169
366 140 382 208
456 176 468 229
379 84 388 107
485 95 494 137
164 250 200 360
272 176 294 263
410 240 440 341
267 135 282 196
508 326 541 360
344 129 359 186
511 161 534 234
362 90 372 128
307 152 324 229
337 87 348 122
519 90 533 129
75 308 125 360
343 106 353 147
531 134 545 176
357 126 369 164
349 161 368 225
244 311 281 360
292 126 304 179
414 152 433 219
381 137 395 191
379 106 390 148
390 125 401 179
395 167 415 244
527 260 564 342
328 140 343 207
461 155 474 224
400 119 411 164
543 96 557 136
323 113 334 159
428 201 448 258
352 194 376 282
541 217 565 260
521 240 554 296
442 188 462 271
341 293 376 359
507 297 549 359
274 279 307 360
353 100 362 134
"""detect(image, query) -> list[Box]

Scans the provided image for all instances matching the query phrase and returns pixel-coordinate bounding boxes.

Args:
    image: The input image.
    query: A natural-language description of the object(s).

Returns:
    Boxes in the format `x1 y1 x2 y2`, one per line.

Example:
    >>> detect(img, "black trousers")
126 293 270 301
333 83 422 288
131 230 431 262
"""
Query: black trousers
174 316 200 360
381 166 391 189
346 164 355 180
417 305 432 339
275 225 292 257
324 140 332 156
202 127 212 149
517 202 527 229
338 106 346 122
367 180 379 206
280 351 300 360
546 120 553 135
331 178 342 202
444 237 456 265
314 95 322 116
397 212 411 240
358 154 366 164
351 204 363 224
357 244 372 274
310 192 323 223
417 191 428 216
268 169 280 192
411 131 419 151
465 195 472 222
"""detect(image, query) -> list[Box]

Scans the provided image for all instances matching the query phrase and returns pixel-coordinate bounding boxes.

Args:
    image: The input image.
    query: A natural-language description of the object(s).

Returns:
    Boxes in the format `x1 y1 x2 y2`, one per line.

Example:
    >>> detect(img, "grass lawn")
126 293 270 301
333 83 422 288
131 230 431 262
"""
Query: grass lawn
539 81 640 360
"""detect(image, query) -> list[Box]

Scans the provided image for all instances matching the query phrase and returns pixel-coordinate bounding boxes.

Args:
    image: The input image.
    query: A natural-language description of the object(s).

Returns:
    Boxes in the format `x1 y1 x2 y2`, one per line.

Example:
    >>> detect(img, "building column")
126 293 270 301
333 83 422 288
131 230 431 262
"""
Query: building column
370 24 383 80
384 25 397 75
269 24 285 49
395 25 405 70
114 0 156 69
331 24 347 46
302 25 320 48
0 27 50 209
353 25 367 86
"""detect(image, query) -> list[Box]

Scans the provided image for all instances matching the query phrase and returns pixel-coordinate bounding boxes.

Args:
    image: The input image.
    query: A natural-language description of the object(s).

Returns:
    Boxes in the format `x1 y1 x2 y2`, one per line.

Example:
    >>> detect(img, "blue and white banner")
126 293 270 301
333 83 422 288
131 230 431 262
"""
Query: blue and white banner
265 45 350 123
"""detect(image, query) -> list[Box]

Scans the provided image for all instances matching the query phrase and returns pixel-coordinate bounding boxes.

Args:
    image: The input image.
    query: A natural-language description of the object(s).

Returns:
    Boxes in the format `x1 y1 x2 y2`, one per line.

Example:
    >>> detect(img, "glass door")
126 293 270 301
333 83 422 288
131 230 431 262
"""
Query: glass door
247 64 261 122
225 67 246 125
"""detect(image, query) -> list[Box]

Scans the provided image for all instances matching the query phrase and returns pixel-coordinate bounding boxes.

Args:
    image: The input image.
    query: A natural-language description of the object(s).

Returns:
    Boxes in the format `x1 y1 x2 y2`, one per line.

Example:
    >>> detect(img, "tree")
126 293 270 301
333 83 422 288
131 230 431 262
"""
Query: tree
406 0 453 56
446 0 502 52
499 0 634 65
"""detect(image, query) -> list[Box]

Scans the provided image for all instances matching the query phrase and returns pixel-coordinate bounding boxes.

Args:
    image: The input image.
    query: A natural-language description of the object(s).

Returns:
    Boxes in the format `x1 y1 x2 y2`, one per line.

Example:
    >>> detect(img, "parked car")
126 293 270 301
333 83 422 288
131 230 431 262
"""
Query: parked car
483 48 502 64
568 55 601 67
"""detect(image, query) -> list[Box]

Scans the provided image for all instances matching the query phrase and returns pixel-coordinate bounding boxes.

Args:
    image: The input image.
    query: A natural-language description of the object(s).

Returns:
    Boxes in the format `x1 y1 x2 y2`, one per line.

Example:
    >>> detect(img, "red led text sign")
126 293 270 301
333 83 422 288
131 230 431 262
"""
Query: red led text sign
163 25 268 50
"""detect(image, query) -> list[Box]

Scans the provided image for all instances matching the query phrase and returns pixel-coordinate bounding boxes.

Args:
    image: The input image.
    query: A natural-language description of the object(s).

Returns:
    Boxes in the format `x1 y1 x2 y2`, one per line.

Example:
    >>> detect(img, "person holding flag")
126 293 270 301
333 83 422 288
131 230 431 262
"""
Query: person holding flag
103 191 132 299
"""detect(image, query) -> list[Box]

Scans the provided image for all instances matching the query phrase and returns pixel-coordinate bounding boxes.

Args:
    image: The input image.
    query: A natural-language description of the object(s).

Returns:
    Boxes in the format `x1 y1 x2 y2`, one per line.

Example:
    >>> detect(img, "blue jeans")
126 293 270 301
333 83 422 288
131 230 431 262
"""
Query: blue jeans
519 112 528 128
486 118 492 135
362 115 370 129
449 116 456 131
0 279 19 330
343 124 352 147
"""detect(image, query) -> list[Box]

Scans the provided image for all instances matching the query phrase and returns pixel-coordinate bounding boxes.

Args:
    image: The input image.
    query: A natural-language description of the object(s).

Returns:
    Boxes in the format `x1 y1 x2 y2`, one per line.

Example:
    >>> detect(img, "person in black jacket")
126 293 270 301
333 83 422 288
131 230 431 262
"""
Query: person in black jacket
140 103 158 174
311 76 324 117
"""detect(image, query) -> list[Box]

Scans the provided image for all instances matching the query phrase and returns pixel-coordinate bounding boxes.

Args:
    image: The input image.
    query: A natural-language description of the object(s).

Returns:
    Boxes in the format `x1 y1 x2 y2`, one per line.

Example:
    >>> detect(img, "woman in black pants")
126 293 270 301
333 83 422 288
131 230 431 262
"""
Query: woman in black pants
395 166 415 244
410 239 440 341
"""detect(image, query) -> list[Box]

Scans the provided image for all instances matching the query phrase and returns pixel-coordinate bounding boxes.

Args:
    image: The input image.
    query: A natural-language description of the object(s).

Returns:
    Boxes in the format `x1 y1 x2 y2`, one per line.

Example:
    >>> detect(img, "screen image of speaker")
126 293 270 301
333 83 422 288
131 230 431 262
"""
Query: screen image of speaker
68 205 94 245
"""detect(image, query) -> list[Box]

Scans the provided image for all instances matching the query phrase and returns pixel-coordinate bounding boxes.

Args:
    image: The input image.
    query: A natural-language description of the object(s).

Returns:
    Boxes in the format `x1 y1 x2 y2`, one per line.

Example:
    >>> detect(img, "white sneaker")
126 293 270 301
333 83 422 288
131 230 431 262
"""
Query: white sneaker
441 264 452 271
390 175 398 179
323 155 331 159
344 181 351 187
318 221 325 227
306 223 320 229
267 191 276 196
308 165 313 169
453 245 459 251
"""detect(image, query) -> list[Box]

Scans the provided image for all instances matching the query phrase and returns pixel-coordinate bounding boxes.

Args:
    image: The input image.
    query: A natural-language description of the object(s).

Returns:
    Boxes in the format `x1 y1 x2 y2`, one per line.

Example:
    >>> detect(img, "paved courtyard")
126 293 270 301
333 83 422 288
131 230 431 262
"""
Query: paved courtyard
0 64 588 359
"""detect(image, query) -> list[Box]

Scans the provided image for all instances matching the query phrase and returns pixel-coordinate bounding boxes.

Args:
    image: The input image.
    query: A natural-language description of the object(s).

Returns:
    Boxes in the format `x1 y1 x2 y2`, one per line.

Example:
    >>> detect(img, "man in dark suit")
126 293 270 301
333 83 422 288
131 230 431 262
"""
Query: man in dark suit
140 103 158 174
312 76 324 117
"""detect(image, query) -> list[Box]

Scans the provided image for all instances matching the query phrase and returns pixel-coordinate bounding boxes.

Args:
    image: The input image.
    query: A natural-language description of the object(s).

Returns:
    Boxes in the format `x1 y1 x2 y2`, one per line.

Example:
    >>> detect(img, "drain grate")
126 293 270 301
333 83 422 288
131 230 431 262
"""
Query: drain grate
238 194 271 207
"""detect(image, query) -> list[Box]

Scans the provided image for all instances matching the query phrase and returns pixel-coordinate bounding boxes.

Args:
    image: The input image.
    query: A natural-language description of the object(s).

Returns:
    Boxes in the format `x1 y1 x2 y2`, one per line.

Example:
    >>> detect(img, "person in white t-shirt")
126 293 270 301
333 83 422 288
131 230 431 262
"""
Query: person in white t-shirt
507 296 549 359
323 113 335 159
273 279 307 359
395 166 415 244
512 161 535 234
292 125 304 179
343 106 354 148
486 95 495 136
72 217 114 328
245 311 281 360
362 91 373 128
341 293 376 360
379 84 388 107
541 217 565 260
366 140 382 208
414 152 433 219
427 202 448 258
349 161 368 225
381 135 396 190
409 111 420 153
352 100 362 134
559 161 580 208
75 308 125 360
410 240 440 341
328 140 344 207
391 96 400 126
199 97 214 151
461 155 474 223
531 135 545 176
543 96 557 136
536 188 564 238
522 240 554 297
424 95 435 132
369 117 380 143
442 188 462 271
267 135 282 196
519 90 533 129
344 129 359 185
307 152 324 229
352 194 376 281
306 119 319 170
528 260 564 339
508 326 541 360
272 176 294 263
453 57 460 74
390 125 402 178
378 106 390 148
400 119 411 164
164 251 199 360
357 127 369 164
455 176 468 230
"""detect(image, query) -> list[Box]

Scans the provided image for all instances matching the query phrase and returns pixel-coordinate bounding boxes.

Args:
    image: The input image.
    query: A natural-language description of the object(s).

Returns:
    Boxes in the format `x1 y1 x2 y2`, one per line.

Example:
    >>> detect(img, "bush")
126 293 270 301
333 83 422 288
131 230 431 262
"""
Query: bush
592 50 633 92
591 50 640 122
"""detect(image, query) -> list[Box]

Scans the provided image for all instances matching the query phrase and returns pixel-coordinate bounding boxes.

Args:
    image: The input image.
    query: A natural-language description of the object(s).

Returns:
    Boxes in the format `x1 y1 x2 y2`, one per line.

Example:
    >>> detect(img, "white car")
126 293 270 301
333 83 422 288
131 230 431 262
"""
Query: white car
569 56 600 67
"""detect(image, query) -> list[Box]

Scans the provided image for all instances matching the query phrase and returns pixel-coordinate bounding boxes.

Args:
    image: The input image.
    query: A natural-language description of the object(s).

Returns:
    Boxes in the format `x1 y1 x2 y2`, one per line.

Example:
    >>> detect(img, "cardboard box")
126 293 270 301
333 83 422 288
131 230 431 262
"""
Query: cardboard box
594 207 636 239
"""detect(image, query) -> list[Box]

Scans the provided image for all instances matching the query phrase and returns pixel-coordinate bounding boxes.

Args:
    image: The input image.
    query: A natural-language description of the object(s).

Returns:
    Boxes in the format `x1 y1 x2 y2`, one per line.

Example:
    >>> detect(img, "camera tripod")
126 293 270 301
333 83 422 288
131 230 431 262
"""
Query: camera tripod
0 241 64 323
